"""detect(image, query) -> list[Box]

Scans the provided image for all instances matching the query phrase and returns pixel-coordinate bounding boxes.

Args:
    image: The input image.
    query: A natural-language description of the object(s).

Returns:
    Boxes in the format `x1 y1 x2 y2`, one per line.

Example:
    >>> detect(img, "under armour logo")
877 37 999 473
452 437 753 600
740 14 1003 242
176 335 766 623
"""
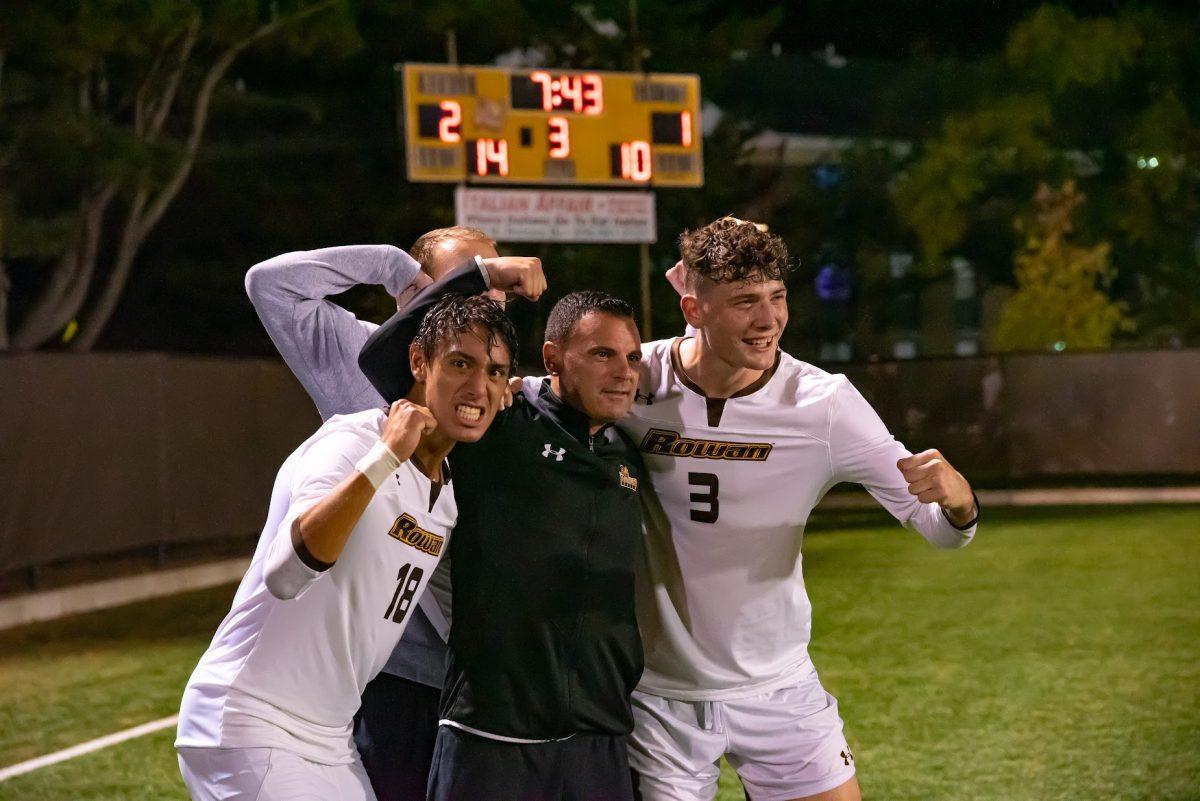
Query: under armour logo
542 444 565 461
840 748 854 766
635 389 655 405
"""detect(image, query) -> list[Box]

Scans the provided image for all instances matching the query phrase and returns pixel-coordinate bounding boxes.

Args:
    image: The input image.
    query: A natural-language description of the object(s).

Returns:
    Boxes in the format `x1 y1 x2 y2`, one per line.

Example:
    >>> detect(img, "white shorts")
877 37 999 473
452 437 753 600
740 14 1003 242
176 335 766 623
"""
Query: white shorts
177 746 377 801
628 665 855 801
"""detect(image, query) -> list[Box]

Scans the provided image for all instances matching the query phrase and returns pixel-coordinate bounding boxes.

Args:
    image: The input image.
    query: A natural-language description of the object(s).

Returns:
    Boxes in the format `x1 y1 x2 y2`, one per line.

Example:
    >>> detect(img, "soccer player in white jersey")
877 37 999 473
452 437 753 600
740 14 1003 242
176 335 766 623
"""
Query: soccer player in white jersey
175 295 516 801
622 217 979 801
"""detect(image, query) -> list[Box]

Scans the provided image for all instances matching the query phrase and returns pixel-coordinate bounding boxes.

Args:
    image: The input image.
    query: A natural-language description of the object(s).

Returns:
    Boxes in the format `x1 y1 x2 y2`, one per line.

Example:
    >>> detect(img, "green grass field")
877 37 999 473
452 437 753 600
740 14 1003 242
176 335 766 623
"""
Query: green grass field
1 506 1197 800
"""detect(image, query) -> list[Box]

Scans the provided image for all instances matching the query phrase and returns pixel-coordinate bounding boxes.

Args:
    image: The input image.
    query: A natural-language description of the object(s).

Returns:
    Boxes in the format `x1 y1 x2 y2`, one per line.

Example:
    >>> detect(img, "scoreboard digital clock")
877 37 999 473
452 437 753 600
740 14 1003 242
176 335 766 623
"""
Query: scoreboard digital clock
402 63 703 187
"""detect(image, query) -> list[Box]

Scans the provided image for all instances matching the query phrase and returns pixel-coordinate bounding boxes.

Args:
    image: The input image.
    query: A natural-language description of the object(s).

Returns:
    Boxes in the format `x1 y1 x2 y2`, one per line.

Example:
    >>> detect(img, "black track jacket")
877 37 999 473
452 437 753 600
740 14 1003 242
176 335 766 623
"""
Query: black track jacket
359 264 645 739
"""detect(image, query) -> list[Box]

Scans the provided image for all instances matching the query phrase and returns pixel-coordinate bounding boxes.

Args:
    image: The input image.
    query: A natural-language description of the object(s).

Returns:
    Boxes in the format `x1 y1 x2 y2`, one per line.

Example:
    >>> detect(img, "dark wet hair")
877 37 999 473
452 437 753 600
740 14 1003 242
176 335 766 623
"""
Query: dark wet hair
678 216 792 286
544 291 636 345
413 294 517 371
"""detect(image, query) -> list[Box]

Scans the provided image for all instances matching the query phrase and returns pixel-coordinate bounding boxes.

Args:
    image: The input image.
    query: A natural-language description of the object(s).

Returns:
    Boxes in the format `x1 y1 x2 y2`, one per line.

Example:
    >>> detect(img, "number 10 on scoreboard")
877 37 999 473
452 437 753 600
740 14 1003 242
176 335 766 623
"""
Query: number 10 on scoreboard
402 64 703 188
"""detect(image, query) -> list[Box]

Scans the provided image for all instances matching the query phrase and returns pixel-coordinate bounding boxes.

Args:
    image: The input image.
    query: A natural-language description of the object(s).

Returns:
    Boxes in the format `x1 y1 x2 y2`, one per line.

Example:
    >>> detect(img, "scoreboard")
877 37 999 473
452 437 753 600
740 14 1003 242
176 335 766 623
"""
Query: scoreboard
402 63 703 187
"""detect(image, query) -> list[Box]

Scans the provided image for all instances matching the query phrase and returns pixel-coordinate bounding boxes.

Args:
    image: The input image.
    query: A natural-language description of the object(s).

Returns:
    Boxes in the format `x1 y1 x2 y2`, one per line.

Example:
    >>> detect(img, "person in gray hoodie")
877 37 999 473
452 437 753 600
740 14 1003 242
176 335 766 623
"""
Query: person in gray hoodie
244 229 542 801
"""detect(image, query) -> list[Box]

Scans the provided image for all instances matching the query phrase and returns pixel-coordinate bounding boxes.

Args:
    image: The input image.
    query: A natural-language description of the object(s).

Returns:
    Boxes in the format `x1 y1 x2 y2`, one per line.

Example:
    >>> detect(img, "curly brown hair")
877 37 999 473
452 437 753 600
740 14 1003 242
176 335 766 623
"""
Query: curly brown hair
678 217 791 287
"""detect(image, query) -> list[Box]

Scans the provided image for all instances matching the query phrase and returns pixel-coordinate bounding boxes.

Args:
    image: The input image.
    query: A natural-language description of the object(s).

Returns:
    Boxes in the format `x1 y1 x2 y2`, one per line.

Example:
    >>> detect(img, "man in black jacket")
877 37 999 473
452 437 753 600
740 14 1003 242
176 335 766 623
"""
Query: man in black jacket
360 261 647 801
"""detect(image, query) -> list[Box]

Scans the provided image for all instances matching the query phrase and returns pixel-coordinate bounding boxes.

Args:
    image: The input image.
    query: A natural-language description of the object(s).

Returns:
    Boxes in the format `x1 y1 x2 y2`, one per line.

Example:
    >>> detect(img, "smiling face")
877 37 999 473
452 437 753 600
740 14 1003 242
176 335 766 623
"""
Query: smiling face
675 217 792 375
411 324 511 443
686 275 788 372
544 311 642 427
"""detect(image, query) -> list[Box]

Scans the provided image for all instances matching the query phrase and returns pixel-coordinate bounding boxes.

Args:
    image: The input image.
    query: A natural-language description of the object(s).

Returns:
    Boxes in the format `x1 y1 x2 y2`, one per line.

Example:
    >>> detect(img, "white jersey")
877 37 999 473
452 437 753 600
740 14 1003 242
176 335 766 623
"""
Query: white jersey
176 409 455 764
624 339 975 701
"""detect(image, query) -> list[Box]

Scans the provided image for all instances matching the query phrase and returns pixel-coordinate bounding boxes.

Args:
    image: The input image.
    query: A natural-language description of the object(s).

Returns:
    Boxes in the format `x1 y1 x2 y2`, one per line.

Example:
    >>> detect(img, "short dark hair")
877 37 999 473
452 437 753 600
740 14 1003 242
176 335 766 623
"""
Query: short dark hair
544 291 635 345
678 216 792 287
413 295 518 372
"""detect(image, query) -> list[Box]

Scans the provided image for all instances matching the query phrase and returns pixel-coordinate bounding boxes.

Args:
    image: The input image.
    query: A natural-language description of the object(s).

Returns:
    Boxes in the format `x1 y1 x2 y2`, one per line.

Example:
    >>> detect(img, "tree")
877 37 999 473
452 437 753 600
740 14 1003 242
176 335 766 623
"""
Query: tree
891 5 1200 342
0 0 358 352
992 181 1129 352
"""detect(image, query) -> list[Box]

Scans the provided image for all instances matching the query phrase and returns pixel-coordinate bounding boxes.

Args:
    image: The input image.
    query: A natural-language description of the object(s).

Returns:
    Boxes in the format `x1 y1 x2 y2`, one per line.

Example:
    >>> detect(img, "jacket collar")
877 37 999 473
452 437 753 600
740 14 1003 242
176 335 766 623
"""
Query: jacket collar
531 378 614 448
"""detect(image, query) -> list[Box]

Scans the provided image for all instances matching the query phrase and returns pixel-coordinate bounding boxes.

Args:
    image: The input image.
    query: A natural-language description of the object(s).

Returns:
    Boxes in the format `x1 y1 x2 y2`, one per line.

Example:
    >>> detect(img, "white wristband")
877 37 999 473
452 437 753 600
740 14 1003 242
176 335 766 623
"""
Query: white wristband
475 254 493 288
355 441 403 489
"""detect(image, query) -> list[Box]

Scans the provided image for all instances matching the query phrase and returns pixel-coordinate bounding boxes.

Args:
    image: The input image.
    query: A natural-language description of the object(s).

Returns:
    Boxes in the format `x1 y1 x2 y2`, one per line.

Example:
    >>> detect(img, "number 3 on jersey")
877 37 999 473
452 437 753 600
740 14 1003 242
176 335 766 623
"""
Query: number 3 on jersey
384 563 424 624
688 472 719 523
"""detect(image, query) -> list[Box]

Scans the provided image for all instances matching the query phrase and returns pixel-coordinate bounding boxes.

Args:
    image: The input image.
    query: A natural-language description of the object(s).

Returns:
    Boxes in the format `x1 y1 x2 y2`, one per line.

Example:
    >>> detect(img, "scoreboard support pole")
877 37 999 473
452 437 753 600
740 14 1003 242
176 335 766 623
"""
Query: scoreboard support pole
639 242 652 340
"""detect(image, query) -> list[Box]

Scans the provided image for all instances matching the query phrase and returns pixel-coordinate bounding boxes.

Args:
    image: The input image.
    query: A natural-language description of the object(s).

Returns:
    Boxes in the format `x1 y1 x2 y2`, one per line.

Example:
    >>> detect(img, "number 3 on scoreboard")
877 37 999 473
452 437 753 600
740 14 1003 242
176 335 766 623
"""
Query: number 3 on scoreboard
548 117 570 159
688 472 719 524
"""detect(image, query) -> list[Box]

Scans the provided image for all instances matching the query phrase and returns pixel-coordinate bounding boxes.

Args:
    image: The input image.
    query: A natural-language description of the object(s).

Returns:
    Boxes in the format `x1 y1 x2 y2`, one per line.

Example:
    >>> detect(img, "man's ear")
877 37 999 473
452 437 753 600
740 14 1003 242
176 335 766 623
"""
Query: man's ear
680 294 702 329
410 343 429 383
542 340 562 376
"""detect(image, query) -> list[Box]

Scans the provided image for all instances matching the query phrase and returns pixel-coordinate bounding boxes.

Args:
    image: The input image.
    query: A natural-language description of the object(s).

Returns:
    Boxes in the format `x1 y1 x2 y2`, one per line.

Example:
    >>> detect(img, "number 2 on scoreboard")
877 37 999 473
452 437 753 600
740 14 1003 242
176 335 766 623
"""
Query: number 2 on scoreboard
438 100 461 143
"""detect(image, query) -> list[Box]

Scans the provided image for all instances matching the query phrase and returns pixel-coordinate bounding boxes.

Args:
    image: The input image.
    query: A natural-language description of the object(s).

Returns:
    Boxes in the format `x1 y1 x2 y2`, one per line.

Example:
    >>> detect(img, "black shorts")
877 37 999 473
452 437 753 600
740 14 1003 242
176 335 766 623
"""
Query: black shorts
427 725 635 801
353 672 442 801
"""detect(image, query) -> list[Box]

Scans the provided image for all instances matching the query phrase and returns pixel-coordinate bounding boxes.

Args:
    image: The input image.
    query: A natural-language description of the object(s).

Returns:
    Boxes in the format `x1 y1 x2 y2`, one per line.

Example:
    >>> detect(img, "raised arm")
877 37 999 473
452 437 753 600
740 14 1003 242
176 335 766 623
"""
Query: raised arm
828 378 977 548
245 245 425 420
359 256 545 403
263 401 435 600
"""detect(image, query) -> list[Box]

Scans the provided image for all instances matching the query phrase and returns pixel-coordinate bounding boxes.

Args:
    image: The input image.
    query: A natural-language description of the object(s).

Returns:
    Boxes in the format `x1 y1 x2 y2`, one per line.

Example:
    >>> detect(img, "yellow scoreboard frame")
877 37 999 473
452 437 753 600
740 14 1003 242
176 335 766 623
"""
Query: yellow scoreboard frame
402 63 703 188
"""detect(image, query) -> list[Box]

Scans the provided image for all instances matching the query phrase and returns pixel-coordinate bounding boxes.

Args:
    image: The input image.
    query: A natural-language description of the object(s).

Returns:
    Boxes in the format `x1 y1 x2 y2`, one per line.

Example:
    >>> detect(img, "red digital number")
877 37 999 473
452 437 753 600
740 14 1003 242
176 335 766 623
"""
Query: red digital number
530 71 554 112
558 76 584 113
680 110 693 147
581 74 603 115
621 140 652 181
548 117 570 159
438 100 462 143
475 138 509 176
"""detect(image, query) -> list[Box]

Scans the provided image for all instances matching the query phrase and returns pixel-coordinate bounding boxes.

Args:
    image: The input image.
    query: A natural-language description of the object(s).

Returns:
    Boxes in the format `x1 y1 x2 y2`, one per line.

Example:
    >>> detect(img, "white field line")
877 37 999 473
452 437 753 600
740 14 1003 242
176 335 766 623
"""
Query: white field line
0 715 178 782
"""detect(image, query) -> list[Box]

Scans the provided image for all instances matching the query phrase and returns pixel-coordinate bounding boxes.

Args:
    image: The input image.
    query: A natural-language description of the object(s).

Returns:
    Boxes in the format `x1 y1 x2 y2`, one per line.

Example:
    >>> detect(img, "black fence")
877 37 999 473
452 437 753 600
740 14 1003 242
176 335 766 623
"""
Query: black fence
0 353 317 577
844 349 1200 482
1 349 1197 578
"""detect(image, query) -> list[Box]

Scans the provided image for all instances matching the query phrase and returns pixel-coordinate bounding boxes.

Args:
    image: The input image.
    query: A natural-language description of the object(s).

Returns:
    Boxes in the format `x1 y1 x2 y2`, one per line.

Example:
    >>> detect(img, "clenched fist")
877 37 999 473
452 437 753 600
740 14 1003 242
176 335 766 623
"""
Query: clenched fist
381 399 437 462
482 256 547 301
897 449 976 527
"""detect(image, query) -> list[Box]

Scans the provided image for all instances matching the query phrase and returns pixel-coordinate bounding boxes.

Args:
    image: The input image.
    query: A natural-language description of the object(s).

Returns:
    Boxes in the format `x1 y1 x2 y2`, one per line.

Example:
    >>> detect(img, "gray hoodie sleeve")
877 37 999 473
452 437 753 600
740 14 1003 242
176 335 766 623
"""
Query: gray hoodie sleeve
245 245 423 420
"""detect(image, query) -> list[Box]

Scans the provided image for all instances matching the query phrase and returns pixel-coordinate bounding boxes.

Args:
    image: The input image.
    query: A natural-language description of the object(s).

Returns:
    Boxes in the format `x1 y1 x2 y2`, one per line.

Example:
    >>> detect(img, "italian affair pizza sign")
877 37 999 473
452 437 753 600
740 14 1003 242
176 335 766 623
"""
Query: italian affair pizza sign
454 187 656 244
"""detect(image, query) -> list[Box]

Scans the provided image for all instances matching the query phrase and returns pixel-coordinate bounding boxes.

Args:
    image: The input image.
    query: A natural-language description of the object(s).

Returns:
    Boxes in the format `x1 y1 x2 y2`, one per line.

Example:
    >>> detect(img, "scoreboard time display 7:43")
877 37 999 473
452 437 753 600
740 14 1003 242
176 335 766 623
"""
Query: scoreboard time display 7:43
402 63 703 187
